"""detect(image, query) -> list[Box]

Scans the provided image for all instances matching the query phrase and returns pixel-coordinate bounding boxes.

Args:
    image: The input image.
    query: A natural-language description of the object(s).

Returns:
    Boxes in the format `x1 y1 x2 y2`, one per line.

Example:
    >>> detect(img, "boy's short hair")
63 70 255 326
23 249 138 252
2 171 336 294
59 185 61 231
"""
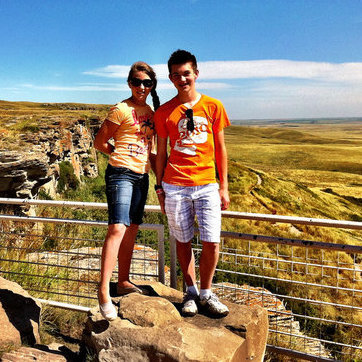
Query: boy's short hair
168 49 198 73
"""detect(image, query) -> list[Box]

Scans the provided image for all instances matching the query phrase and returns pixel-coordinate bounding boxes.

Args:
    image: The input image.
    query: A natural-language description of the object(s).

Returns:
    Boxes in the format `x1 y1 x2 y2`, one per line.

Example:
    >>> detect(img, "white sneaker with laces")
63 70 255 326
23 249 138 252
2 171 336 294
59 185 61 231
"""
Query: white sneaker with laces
182 292 199 316
200 292 229 317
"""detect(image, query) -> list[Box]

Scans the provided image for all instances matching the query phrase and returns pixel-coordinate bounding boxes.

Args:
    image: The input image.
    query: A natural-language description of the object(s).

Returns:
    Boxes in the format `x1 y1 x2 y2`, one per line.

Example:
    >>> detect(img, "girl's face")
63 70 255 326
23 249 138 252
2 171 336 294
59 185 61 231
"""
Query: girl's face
128 71 153 105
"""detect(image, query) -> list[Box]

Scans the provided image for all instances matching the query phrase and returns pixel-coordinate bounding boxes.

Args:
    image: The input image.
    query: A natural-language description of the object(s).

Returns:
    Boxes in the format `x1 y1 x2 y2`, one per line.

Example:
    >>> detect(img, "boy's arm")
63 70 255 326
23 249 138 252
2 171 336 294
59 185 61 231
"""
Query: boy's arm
214 129 230 210
155 135 168 214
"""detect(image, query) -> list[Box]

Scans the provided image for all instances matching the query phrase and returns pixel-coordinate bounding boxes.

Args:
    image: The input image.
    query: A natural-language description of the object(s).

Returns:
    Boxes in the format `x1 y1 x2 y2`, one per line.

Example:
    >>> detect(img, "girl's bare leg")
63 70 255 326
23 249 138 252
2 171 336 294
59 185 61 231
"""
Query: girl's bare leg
117 223 139 288
98 223 126 304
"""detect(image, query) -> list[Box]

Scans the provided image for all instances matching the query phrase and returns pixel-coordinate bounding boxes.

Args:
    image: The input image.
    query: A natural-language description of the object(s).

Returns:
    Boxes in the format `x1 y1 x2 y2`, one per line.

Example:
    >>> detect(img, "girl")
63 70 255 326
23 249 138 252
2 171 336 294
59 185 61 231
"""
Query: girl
94 61 159 320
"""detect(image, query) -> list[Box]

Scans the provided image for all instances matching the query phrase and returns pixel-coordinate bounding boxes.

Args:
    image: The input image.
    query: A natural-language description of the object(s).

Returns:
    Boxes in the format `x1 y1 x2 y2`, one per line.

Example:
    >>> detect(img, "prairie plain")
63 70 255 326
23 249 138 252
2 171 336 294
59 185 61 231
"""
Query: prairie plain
1 100 361 240
225 122 362 197
1 102 361 358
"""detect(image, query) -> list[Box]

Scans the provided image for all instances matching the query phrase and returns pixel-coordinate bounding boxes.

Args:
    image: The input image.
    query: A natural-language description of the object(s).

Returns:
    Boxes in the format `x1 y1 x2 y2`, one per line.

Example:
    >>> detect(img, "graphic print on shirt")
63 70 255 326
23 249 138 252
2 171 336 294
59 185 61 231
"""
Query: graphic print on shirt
174 115 208 155
127 110 154 158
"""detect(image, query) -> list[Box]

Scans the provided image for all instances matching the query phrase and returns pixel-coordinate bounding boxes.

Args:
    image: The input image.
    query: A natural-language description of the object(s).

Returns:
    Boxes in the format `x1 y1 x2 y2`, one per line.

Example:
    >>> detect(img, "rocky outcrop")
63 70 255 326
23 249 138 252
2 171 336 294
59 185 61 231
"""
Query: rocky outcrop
0 276 268 361
0 346 67 362
0 276 41 350
83 281 269 362
0 117 100 199
0 151 50 199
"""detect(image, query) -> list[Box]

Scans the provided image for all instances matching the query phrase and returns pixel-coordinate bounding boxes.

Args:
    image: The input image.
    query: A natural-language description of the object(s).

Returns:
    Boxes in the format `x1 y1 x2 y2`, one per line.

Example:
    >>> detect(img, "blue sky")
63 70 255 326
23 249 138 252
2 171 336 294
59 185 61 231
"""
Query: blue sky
1 0 362 120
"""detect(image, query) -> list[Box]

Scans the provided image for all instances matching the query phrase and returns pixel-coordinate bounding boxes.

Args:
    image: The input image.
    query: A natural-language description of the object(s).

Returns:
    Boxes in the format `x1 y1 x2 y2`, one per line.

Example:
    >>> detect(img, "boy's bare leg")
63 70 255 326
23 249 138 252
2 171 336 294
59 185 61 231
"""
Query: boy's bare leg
176 241 197 287
198 241 229 316
199 241 219 289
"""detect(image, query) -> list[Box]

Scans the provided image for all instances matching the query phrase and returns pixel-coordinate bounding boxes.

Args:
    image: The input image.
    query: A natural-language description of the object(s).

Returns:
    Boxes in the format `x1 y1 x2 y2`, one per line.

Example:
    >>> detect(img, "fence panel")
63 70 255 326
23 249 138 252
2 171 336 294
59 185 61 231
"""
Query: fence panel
0 198 361 361
0 210 165 307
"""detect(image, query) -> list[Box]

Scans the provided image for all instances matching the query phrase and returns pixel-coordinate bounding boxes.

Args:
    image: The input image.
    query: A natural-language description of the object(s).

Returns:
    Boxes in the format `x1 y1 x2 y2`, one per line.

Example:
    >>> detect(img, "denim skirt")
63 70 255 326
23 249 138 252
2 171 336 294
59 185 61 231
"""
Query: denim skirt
105 164 149 226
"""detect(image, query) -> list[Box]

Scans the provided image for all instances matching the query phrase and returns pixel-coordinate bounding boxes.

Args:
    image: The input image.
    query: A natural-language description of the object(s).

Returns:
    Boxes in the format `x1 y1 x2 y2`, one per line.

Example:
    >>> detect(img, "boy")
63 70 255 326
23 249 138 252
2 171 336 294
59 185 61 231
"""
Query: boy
154 49 230 317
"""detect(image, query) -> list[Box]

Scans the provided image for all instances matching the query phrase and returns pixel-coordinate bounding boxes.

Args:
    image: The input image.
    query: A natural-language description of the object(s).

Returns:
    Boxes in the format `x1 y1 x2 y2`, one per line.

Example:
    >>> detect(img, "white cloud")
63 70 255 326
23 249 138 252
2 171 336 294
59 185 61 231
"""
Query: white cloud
18 81 230 92
83 65 131 78
224 80 362 119
8 60 361 119
84 60 362 84
20 83 129 91
83 64 169 79
198 60 362 83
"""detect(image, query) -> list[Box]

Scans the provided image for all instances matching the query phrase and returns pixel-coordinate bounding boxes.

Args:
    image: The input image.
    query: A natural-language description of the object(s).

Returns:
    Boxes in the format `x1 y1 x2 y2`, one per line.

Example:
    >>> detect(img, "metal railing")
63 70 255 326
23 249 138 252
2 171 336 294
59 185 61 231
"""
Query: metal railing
0 198 165 308
0 197 361 361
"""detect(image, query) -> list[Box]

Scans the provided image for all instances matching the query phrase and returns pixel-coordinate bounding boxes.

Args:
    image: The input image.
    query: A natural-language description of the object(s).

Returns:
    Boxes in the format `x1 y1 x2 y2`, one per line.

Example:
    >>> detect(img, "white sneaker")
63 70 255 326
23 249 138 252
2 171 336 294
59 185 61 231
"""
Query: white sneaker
200 293 229 317
99 301 117 321
181 292 199 317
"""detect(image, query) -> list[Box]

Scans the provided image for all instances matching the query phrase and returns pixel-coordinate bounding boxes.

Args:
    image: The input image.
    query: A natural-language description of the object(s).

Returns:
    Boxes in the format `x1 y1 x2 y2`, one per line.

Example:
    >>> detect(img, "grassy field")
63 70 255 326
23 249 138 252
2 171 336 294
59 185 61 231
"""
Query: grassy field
1 100 361 233
1 101 361 359
0 100 109 151
225 123 361 212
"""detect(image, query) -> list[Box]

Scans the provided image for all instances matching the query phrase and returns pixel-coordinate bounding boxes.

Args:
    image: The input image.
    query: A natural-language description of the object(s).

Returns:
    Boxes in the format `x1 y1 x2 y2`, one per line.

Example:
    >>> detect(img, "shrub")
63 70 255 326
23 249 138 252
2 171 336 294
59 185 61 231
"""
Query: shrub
57 161 79 193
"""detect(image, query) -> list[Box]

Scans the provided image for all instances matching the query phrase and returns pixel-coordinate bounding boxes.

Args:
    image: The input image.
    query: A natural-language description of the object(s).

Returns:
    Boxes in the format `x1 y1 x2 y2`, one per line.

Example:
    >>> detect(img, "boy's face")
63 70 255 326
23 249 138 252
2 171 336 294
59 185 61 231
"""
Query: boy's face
169 62 199 94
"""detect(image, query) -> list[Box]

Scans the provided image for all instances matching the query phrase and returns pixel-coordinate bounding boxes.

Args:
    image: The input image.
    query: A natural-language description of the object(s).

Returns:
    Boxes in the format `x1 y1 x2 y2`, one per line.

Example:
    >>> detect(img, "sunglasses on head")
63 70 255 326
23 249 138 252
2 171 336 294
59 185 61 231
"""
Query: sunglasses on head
185 108 194 132
130 78 153 88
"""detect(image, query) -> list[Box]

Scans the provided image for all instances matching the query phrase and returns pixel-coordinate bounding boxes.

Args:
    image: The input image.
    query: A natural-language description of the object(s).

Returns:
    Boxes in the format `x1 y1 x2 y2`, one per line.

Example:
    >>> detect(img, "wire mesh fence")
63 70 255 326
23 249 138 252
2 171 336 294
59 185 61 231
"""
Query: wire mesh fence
0 198 361 361
192 231 362 361
0 211 165 308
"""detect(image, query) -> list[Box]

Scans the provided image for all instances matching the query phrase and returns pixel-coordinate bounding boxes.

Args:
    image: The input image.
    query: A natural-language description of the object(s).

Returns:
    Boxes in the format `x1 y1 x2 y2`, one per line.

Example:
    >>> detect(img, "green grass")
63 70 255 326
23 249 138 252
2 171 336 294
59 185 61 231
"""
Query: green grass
0 100 109 151
225 123 362 221
1 102 361 359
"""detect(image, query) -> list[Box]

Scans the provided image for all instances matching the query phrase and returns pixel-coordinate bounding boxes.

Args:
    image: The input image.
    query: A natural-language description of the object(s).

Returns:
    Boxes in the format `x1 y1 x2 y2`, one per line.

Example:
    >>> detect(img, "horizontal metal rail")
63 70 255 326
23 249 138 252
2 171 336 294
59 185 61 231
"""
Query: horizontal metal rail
0 257 157 273
0 213 165 284
268 328 362 351
214 266 362 295
37 298 91 313
271 309 362 329
221 231 362 253
220 250 358 273
222 210 362 230
0 213 158 230
1 197 361 230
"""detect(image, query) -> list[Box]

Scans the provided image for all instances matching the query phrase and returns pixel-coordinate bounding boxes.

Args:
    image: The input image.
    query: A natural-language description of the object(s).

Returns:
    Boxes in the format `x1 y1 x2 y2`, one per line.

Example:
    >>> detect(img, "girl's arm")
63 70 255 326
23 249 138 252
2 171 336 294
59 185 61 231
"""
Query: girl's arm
94 120 119 155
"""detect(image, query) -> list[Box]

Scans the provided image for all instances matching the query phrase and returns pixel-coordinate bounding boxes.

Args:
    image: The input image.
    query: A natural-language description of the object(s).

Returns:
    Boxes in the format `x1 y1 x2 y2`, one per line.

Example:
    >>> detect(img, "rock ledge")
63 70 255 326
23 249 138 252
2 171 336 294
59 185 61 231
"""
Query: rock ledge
83 281 268 362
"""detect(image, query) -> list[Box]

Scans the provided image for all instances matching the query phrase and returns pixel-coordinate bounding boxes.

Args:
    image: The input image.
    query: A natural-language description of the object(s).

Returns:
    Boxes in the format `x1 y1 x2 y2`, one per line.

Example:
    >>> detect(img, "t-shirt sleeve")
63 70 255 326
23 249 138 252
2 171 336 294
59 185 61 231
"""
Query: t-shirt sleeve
212 101 230 133
154 109 169 138
106 103 126 126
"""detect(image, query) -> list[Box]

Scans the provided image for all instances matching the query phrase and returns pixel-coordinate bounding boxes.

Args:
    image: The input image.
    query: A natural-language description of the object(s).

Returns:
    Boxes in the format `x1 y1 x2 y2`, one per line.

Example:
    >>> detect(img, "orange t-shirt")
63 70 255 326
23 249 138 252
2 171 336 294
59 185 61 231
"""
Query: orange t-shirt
154 94 230 186
106 99 155 174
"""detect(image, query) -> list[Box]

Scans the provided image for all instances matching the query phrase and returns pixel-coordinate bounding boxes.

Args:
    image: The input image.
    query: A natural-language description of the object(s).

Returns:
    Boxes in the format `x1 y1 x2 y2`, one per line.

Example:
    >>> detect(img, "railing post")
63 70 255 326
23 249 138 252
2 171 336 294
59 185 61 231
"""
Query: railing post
157 225 165 285
169 234 177 289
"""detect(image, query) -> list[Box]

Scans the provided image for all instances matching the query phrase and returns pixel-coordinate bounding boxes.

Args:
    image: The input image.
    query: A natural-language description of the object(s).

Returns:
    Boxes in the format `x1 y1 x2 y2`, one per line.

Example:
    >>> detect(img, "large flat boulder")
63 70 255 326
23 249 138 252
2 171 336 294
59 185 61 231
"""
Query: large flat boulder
0 277 41 350
0 346 67 362
83 281 268 361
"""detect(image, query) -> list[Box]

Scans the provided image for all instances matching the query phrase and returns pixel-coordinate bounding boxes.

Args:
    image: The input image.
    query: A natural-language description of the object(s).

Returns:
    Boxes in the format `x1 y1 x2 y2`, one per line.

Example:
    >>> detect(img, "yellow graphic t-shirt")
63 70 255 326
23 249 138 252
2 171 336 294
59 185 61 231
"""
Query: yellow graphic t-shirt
106 99 155 174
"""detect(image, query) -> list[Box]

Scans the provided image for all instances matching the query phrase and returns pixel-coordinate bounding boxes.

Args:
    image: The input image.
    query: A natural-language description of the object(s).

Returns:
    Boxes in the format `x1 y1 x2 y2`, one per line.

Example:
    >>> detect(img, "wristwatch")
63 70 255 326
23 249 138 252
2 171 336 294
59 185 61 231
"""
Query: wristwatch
154 184 163 191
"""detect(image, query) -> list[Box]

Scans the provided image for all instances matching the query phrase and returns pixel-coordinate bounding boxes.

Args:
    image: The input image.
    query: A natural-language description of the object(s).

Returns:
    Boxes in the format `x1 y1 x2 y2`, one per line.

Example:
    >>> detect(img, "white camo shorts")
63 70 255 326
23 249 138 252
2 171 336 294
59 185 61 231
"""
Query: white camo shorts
163 182 221 243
